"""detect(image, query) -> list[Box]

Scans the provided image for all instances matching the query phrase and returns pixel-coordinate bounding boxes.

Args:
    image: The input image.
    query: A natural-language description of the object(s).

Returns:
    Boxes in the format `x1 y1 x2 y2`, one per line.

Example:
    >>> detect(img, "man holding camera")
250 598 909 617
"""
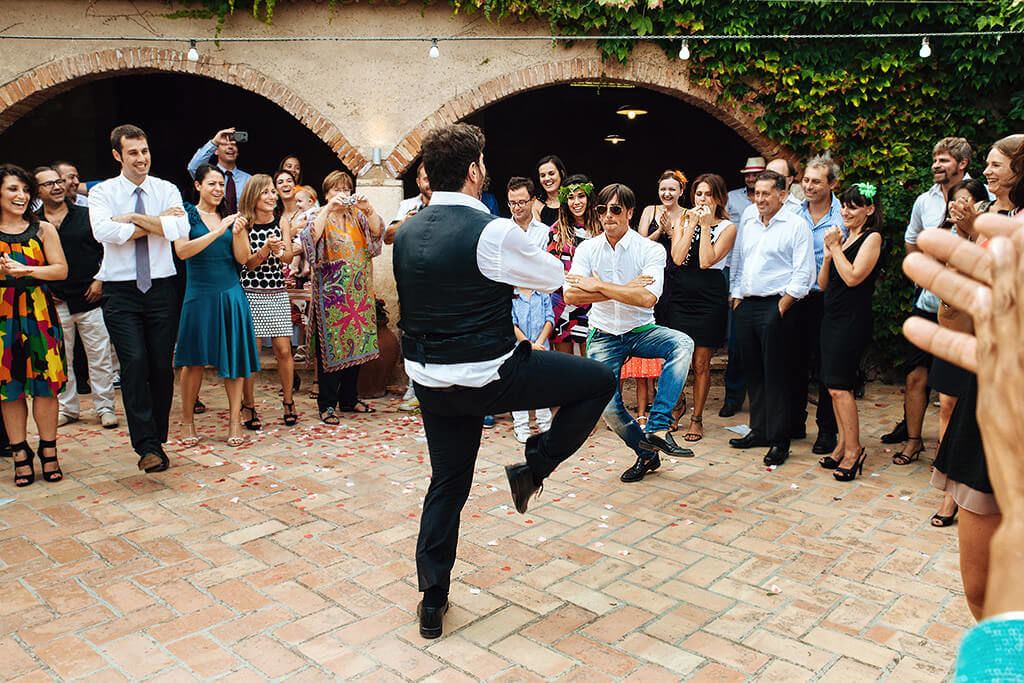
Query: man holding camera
186 127 251 213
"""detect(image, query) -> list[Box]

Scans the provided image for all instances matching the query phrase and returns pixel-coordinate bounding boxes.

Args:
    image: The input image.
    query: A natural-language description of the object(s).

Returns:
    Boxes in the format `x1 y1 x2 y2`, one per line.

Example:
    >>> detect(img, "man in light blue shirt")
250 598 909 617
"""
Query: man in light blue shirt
186 127 251 213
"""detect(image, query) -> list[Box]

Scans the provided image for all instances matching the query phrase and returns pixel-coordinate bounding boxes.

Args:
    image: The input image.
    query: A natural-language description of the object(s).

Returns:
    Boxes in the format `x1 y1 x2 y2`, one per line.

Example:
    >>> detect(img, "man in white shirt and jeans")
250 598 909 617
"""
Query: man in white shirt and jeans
90 124 190 473
394 124 616 639
564 183 697 483
728 170 816 466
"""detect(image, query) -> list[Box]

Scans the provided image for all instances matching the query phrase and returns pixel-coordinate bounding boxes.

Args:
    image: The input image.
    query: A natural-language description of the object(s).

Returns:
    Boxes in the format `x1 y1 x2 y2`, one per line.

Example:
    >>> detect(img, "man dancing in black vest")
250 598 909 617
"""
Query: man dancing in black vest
394 124 616 639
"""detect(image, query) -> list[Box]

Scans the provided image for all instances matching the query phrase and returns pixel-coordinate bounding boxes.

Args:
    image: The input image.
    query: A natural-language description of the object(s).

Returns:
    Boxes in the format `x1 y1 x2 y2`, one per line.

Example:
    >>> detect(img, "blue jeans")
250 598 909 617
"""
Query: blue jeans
588 325 695 458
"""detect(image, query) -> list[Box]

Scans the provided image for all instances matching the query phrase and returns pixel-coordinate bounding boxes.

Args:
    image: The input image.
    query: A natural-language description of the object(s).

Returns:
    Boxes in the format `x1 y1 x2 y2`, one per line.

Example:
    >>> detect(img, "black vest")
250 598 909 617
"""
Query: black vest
394 203 516 365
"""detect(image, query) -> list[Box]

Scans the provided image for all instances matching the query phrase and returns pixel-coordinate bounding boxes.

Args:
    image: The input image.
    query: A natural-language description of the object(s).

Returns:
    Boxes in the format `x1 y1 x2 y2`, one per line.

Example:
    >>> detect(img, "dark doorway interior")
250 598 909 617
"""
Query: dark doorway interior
0 73 348 197
403 83 759 217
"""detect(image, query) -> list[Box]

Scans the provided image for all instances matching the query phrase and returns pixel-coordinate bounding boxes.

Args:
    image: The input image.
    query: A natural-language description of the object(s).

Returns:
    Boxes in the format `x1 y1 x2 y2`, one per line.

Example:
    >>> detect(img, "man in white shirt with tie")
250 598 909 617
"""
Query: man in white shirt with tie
564 183 697 483
90 124 190 473
728 170 816 467
186 127 251 214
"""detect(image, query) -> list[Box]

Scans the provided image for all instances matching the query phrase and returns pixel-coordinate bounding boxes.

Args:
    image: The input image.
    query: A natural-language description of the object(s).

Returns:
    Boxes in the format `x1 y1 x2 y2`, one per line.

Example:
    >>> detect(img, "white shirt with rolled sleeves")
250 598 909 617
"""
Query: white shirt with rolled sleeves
568 228 665 336
403 191 564 389
730 203 816 301
88 174 190 282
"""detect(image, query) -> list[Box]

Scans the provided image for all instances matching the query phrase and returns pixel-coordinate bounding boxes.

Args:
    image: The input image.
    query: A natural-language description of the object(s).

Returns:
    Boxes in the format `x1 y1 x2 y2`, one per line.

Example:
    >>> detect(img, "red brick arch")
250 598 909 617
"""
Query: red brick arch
384 56 786 178
0 47 367 171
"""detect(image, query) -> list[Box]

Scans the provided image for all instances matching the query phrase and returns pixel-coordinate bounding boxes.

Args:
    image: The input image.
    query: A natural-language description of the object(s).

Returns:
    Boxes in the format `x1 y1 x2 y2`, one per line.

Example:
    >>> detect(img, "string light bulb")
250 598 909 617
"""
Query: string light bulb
919 37 931 59
187 39 199 62
429 38 440 58
678 39 690 60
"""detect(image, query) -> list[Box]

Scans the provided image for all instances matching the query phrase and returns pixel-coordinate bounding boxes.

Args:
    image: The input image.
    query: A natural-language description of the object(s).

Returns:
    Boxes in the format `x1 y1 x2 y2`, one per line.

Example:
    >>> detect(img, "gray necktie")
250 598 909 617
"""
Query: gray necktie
134 187 151 293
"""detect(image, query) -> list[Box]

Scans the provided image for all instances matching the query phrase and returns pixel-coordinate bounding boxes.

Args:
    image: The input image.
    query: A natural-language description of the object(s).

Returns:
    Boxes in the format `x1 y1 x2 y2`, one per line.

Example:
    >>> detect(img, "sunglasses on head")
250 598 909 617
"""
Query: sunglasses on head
595 204 624 216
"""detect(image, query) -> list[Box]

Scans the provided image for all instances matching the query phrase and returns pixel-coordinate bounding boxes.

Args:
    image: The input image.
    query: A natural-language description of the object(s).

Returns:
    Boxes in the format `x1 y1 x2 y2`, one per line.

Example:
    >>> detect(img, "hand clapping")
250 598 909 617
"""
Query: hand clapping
823 226 843 251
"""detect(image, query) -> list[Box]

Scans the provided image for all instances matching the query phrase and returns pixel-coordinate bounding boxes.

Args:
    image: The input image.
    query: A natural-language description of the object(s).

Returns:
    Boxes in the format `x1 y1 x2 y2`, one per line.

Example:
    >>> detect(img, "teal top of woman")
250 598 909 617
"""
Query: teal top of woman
955 614 1024 681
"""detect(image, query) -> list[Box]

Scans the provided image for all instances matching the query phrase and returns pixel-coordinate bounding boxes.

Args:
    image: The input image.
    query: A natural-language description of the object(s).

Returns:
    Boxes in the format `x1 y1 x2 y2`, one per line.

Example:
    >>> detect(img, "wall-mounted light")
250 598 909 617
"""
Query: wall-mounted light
429 38 440 58
678 39 690 60
615 105 648 120
919 37 932 59
187 39 199 62
372 147 382 165
604 134 626 145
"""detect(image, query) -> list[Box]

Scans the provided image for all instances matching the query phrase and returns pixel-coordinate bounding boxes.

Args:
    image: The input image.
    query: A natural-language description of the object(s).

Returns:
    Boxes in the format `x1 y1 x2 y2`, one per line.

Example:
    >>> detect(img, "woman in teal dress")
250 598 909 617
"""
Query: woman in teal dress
173 164 260 447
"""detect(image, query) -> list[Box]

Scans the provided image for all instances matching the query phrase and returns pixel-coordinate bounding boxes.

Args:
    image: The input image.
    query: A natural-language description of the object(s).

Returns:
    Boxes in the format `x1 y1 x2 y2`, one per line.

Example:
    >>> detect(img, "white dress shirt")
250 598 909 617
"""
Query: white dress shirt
569 228 665 336
89 174 190 282
517 217 551 251
404 191 564 388
394 195 426 223
730 203 816 301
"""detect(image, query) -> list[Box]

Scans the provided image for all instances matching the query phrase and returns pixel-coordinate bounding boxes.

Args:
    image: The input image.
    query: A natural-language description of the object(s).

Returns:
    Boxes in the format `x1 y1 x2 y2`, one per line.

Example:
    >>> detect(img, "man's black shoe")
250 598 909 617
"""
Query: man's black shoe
763 446 790 466
505 463 539 514
417 600 449 639
812 431 838 454
138 452 168 473
881 420 908 444
640 432 694 457
790 427 807 440
718 402 739 418
620 454 661 482
729 432 769 449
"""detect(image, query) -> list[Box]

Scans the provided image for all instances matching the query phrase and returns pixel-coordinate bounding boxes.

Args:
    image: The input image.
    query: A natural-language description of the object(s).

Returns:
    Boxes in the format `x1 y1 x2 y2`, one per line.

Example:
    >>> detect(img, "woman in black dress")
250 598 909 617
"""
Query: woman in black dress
532 155 566 227
668 173 736 441
816 183 883 481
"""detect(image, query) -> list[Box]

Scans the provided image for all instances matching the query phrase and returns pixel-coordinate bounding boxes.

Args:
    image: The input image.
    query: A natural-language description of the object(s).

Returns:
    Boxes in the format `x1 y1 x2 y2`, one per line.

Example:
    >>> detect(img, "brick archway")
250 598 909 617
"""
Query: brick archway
384 56 784 178
0 47 367 172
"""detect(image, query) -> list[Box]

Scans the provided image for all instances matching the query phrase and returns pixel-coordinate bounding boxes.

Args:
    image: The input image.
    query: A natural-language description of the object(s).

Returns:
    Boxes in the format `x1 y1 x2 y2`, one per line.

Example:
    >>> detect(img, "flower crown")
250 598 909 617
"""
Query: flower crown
853 182 877 200
558 182 594 203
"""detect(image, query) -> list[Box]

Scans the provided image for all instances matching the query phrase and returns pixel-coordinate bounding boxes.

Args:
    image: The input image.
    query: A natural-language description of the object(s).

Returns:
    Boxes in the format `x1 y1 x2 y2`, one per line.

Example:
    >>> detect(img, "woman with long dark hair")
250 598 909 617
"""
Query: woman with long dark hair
668 173 736 440
816 183 883 481
0 164 68 486
277 155 302 186
546 174 601 355
274 169 299 222
532 155 566 227
174 164 260 447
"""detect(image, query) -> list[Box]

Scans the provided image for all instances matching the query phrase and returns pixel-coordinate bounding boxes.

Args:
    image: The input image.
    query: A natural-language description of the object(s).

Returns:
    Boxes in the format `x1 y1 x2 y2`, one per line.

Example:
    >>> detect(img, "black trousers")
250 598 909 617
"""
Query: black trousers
315 341 359 413
414 342 616 595
101 279 176 456
734 296 794 447
788 292 836 435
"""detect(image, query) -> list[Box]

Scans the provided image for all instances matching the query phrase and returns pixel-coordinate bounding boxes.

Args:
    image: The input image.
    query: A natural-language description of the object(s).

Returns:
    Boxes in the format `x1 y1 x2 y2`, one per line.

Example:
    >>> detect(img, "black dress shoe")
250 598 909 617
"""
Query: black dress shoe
620 454 661 482
417 600 449 639
812 431 838 454
790 427 807 440
138 452 168 472
639 432 694 457
729 432 769 449
881 420 908 444
718 402 739 418
505 463 539 514
763 446 789 466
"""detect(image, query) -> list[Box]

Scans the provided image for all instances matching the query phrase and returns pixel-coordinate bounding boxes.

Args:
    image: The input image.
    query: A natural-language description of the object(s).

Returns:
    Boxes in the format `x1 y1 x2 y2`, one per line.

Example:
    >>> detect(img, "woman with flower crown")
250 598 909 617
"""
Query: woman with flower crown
546 173 601 355
815 183 883 482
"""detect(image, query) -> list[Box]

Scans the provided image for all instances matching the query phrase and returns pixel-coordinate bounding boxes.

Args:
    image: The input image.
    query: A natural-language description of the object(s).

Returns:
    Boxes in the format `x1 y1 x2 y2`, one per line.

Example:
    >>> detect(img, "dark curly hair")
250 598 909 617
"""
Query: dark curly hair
0 164 37 221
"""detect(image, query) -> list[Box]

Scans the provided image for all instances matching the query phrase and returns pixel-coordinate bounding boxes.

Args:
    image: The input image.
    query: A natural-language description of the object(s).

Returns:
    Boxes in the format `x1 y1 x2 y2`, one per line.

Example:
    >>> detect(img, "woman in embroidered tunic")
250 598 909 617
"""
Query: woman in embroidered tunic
301 171 384 424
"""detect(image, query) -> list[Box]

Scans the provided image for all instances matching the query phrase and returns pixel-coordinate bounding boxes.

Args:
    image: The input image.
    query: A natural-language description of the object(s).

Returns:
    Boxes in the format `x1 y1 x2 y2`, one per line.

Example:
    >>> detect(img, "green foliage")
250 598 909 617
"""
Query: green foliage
169 0 1024 370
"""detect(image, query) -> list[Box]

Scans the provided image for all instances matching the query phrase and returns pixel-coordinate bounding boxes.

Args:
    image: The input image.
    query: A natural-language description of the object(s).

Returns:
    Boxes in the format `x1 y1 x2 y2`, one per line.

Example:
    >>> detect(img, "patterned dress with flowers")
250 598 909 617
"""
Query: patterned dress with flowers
0 222 66 400
300 209 381 371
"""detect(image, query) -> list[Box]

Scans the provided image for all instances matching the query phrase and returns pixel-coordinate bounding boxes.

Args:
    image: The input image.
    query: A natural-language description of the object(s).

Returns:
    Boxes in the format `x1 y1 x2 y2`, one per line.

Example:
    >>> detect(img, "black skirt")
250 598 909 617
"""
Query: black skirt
820 315 871 390
929 356 971 397
932 373 991 495
665 267 728 348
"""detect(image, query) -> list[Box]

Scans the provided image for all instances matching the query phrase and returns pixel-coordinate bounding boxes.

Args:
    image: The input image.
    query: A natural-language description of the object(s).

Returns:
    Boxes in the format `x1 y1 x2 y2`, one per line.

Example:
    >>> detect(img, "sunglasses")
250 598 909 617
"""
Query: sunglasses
595 204 624 216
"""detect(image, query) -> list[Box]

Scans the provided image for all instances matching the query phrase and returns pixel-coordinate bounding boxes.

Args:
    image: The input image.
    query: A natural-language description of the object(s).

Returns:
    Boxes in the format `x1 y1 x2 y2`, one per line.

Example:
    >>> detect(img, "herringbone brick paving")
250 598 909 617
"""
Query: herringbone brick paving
0 376 968 681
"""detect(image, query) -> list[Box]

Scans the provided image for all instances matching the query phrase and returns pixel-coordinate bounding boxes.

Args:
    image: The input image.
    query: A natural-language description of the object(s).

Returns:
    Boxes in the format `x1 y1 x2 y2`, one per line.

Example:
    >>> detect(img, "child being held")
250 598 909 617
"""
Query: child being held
510 286 555 443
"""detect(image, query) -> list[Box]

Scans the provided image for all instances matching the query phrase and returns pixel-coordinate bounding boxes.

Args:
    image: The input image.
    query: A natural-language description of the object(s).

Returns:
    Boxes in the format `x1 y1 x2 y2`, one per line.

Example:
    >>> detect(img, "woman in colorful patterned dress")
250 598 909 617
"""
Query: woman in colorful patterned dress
0 164 68 486
546 174 601 355
301 171 384 424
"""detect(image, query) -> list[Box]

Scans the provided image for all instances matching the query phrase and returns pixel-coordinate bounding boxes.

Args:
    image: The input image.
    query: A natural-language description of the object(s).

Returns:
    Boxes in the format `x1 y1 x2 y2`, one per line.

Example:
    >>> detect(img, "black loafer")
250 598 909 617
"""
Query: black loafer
881 420 908 444
763 446 789 466
138 452 167 472
718 402 739 418
640 432 694 457
505 463 539 514
729 432 769 449
417 600 449 639
812 432 838 454
620 454 661 482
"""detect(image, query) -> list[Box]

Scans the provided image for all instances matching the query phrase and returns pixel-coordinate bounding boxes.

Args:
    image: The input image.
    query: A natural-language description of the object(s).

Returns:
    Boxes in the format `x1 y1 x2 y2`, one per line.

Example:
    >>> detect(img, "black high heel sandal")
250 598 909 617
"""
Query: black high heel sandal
37 439 62 483
931 507 959 527
11 441 35 487
241 404 262 431
892 437 924 465
834 448 867 482
818 455 842 470
282 401 298 426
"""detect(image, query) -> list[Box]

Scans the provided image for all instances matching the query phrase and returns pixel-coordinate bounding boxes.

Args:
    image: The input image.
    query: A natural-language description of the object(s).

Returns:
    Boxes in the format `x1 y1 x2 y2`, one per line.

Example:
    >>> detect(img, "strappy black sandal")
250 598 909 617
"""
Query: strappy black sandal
283 401 298 426
892 437 924 465
242 404 262 431
194 398 206 414
683 415 704 442
37 439 62 483
338 400 375 414
320 407 340 425
11 441 34 487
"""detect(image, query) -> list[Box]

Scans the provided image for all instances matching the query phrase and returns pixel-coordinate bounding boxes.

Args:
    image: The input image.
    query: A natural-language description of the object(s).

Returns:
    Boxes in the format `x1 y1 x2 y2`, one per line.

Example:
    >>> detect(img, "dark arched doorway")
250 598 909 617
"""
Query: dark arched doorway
403 84 760 214
0 73 349 192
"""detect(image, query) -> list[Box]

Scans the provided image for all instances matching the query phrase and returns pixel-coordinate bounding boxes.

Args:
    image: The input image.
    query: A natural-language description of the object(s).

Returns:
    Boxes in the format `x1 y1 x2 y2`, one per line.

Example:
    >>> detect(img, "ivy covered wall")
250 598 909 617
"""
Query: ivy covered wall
171 0 1024 371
